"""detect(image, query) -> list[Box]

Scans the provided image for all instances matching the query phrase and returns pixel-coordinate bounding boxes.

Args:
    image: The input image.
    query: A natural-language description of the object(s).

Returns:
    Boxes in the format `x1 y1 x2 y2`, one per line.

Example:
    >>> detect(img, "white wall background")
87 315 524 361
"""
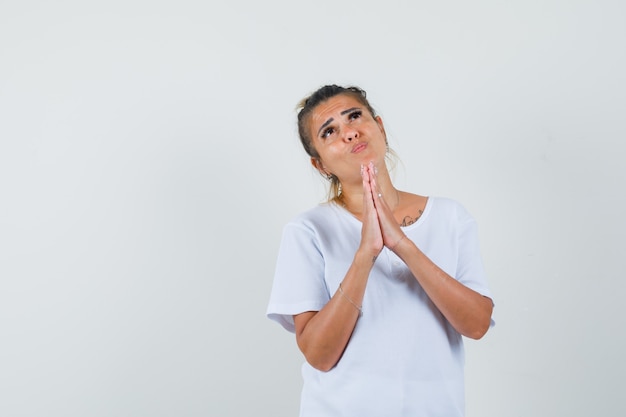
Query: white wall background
1 1 624 416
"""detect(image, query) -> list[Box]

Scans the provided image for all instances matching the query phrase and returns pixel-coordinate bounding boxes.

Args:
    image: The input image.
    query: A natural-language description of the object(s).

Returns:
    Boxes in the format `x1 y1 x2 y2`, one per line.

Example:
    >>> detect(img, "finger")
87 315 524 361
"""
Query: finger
365 163 377 195
361 166 375 215
360 165 383 248
362 165 376 201
368 163 383 197
367 165 387 212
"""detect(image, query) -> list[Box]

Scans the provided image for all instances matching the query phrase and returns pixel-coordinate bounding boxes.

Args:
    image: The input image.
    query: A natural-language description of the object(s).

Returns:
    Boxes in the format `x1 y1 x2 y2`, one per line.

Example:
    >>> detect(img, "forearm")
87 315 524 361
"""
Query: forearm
393 238 493 339
294 250 374 371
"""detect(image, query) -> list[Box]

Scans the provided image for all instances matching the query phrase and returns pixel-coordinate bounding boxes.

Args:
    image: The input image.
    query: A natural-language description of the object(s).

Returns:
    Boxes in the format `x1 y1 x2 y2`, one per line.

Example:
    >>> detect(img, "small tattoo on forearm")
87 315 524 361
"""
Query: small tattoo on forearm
372 255 378 263
400 209 424 227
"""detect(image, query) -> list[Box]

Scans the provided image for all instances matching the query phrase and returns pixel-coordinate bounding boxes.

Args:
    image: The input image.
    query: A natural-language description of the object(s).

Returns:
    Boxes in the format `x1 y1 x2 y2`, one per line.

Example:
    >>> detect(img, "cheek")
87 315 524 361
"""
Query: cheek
308 138 323 158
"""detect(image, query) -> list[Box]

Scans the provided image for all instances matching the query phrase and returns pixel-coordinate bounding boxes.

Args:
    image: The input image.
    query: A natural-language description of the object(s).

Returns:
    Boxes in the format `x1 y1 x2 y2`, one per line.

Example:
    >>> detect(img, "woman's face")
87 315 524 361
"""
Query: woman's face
308 94 387 184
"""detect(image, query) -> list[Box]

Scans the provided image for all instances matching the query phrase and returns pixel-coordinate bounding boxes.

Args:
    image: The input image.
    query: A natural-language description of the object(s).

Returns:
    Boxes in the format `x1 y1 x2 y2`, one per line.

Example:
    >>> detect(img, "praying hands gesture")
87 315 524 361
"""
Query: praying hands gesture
360 161 493 342
359 161 406 257
294 161 493 372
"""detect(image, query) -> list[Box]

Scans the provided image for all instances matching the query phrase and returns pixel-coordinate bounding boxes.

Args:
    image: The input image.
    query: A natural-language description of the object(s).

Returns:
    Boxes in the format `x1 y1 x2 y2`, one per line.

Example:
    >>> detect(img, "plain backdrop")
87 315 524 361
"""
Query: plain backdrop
1 1 625 416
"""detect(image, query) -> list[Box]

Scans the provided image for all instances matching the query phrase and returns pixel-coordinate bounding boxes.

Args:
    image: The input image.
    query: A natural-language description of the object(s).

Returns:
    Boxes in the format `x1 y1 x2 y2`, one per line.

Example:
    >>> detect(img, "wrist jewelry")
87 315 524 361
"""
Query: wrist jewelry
390 235 406 251
338 283 363 317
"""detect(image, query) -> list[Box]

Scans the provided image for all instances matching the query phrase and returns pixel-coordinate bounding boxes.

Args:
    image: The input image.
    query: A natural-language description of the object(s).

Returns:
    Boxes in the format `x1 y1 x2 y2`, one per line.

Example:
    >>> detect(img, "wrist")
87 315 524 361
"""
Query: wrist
390 234 412 254
354 247 379 267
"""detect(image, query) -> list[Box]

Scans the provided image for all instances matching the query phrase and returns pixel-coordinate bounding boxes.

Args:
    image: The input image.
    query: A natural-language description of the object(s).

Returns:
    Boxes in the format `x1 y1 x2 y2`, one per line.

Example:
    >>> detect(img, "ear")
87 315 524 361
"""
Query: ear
311 157 329 177
375 115 388 145
375 115 385 132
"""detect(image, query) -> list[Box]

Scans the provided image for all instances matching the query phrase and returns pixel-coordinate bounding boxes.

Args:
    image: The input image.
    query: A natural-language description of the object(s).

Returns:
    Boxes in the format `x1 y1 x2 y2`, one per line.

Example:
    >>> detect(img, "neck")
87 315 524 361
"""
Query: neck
337 171 400 215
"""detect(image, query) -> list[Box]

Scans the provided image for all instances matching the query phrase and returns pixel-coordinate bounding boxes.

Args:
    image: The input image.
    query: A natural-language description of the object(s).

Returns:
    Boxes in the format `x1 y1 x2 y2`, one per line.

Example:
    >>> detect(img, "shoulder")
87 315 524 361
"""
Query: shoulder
426 196 474 222
283 202 342 233
276 203 348 256
429 196 463 210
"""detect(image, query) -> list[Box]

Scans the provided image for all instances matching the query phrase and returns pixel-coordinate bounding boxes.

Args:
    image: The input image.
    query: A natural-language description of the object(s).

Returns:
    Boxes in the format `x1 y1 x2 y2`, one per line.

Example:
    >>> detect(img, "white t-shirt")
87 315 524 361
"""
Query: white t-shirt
267 197 494 417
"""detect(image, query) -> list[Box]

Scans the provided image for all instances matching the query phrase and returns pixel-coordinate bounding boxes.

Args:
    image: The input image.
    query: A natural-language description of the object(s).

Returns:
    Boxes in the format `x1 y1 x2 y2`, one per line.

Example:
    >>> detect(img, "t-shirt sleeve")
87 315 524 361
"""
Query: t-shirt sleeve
266 222 330 333
454 203 496 325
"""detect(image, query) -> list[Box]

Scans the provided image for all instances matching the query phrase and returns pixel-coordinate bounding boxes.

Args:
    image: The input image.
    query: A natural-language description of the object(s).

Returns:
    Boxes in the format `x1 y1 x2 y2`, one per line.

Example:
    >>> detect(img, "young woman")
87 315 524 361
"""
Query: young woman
267 85 494 417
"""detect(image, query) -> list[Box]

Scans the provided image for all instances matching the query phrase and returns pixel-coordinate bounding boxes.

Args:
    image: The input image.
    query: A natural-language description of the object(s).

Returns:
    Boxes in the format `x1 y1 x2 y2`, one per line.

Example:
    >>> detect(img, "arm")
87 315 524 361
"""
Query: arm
294 251 373 371
294 166 383 371
368 167 493 339
392 238 493 339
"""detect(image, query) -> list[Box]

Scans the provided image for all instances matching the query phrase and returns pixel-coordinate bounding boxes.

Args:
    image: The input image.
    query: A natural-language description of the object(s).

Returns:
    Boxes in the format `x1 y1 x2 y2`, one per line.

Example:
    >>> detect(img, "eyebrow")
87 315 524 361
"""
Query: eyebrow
316 107 362 137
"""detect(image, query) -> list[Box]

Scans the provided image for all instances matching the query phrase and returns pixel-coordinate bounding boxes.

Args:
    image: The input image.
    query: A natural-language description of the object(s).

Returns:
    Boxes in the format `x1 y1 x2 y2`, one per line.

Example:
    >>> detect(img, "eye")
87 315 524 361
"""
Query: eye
321 127 335 139
348 110 362 120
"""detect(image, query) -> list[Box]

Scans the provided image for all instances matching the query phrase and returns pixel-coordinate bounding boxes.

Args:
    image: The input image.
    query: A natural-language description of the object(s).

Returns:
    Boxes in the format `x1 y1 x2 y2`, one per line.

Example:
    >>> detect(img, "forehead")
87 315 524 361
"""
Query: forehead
309 94 363 127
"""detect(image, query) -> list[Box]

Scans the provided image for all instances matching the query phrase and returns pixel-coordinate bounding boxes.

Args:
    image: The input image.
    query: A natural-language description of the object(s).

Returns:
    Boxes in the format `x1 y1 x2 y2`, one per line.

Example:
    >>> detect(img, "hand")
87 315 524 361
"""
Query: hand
366 162 406 251
359 163 384 259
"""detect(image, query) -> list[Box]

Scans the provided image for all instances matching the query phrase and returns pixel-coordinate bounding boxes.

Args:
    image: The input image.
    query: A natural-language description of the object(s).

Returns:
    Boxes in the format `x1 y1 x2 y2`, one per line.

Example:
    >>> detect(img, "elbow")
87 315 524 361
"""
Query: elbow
296 329 340 372
466 320 490 340
307 357 336 372
302 348 339 372
298 341 340 372
465 297 493 340
465 310 492 340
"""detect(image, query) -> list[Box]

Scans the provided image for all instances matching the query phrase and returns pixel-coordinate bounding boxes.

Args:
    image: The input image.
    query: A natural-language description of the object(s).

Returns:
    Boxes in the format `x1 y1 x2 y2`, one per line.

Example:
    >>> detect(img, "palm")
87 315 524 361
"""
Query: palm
360 165 384 256
365 163 405 250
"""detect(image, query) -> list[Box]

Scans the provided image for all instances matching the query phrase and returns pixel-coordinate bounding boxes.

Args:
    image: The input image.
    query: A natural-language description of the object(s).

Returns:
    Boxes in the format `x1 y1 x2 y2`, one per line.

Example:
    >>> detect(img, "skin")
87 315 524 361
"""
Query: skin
294 94 494 372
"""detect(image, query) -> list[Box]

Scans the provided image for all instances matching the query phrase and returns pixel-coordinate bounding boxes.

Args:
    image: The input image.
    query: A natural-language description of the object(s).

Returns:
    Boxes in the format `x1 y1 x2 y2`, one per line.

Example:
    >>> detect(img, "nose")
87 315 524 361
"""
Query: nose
344 127 358 142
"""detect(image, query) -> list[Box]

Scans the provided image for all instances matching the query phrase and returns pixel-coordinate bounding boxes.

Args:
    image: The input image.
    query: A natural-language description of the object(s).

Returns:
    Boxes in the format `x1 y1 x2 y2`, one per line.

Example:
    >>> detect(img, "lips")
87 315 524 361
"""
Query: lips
351 143 367 153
